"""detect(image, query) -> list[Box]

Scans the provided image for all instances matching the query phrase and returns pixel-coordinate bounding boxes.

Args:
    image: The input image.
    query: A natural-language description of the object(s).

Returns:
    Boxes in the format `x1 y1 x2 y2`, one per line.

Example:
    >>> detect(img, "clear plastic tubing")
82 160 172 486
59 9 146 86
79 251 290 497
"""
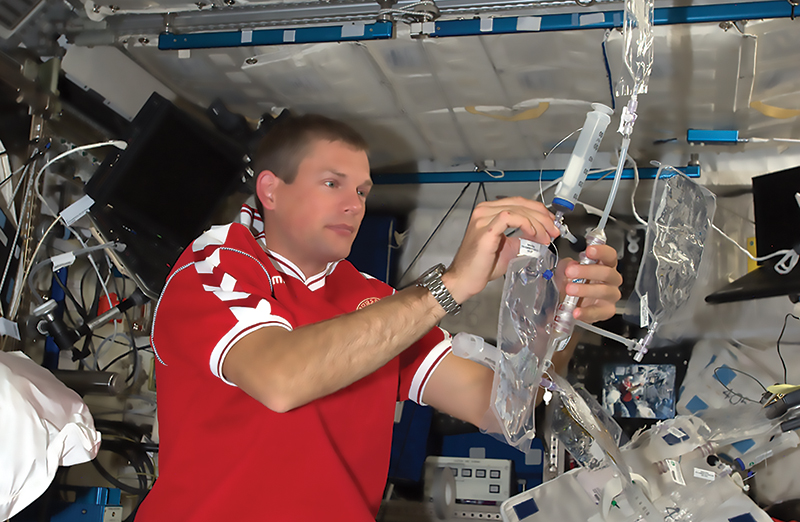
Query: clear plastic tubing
597 135 631 231
551 103 614 216
549 227 608 350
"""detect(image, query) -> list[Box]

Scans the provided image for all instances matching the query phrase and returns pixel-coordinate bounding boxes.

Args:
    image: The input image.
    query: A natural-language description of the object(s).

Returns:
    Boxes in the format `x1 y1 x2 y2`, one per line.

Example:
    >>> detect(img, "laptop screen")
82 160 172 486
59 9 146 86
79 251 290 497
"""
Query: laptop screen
85 93 247 298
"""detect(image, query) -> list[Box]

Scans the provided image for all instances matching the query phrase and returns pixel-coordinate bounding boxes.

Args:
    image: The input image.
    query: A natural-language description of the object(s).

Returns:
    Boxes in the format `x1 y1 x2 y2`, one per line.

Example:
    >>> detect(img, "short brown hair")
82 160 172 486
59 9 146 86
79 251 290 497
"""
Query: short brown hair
252 114 369 184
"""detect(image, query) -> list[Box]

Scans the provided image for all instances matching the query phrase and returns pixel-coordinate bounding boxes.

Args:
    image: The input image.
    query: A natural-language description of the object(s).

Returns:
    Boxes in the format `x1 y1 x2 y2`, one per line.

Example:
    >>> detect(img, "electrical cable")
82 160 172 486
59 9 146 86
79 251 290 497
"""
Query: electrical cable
53 271 90 327
33 140 126 217
100 344 153 374
111 271 143 389
464 182 483 237
777 313 799 384
0 146 44 189
711 222 798 274
396 182 473 286
537 126 583 205
0 159 38 317
713 366 767 403
27 241 124 305
601 32 617 111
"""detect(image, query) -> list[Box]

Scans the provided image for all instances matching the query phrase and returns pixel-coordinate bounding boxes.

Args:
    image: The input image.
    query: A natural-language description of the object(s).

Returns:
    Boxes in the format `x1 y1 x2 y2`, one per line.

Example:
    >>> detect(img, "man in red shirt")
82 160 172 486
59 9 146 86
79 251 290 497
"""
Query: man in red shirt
136 114 622 521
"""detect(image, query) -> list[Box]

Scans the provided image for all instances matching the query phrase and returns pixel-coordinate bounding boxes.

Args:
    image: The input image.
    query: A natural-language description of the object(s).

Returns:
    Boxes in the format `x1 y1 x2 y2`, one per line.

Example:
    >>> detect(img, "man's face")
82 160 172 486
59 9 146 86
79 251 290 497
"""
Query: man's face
261 139 372 275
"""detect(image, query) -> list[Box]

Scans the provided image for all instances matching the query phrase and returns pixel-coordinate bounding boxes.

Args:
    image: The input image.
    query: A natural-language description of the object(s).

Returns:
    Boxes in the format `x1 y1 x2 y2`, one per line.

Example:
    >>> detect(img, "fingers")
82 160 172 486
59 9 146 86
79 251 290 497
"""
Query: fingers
574 300 618 323
561 244 623 324
584 244 619 268
564 262 624 288
564 277 622 304
472 198 560 244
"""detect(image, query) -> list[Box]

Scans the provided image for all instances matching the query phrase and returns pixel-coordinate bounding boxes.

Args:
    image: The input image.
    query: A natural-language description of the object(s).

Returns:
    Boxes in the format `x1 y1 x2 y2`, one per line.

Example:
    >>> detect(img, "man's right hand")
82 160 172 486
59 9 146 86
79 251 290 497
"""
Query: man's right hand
441 197 560 304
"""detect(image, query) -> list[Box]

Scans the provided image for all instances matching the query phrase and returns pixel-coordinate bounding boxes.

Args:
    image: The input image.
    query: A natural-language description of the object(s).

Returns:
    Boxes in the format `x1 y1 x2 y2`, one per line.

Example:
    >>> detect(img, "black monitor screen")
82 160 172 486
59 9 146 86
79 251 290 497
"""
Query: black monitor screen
753 166 800 259
86 93 247 298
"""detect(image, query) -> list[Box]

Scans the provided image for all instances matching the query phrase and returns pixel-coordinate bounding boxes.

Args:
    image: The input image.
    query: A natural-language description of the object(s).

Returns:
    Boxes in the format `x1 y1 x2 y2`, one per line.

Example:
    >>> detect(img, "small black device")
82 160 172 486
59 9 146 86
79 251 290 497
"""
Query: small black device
706 166 800 303
85 92 247 299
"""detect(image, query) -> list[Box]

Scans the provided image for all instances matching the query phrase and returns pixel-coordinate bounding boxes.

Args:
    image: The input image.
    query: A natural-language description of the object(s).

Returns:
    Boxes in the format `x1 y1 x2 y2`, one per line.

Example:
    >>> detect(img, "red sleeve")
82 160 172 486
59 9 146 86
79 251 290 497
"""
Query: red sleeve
151 224 294 385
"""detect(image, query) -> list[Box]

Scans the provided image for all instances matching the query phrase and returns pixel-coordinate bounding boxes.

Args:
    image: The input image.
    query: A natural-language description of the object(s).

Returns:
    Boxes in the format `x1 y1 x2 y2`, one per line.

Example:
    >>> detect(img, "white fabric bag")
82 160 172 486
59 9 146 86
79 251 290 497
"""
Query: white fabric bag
0 350 101 520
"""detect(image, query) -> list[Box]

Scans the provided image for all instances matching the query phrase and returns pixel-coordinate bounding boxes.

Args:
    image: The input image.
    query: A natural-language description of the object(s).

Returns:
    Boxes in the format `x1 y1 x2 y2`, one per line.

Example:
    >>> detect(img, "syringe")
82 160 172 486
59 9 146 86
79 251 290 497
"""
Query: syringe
549 227 607 351
551 103 613 242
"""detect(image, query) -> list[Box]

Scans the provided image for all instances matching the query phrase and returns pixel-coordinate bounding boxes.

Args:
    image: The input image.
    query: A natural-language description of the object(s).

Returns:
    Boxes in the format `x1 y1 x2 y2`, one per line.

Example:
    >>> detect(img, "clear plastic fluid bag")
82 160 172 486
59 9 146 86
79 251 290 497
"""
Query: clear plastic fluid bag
551 374 625 473
627 169 716 348
485 240 559 452
617 0 655 97
550 372 662 522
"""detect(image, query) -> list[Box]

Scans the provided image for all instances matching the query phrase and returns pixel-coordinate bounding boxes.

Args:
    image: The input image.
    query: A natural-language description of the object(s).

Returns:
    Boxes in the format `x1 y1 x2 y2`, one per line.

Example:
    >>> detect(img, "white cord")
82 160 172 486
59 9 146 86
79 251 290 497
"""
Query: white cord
15 140 125 319
0 161 37 318
630 157 648 226
712 223 798 275
34 140 127 217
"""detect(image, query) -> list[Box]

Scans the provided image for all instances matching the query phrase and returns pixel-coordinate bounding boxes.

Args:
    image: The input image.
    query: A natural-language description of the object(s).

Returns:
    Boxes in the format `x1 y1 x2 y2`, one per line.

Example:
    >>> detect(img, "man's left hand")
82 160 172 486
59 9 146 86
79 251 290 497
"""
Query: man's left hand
554 244 623 324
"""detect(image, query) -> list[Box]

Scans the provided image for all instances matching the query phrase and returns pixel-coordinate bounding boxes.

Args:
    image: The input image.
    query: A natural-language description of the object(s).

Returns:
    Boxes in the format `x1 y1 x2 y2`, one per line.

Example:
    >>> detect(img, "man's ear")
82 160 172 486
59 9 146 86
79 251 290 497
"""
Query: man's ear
256 170 281 211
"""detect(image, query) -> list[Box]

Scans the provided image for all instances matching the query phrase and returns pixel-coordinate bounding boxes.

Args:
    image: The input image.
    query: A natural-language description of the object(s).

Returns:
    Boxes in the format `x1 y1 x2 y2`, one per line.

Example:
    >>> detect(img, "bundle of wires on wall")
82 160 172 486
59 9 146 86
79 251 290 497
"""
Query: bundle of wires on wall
83 420 156 522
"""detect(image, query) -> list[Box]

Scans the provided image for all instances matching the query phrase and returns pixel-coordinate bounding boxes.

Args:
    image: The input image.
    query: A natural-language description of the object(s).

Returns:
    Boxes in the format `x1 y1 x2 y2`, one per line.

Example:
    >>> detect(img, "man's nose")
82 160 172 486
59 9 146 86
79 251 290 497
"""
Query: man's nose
343 191 364 213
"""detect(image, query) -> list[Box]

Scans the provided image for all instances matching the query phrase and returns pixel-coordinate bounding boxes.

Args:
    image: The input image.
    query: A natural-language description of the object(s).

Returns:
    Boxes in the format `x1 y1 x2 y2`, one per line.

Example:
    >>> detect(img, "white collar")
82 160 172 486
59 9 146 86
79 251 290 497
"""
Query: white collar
262 247 341 290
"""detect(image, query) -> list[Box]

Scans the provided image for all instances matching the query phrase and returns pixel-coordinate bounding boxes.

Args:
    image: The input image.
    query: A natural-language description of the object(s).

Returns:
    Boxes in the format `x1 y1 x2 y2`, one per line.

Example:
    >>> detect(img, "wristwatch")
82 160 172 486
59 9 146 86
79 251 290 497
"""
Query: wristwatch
415 264 461 315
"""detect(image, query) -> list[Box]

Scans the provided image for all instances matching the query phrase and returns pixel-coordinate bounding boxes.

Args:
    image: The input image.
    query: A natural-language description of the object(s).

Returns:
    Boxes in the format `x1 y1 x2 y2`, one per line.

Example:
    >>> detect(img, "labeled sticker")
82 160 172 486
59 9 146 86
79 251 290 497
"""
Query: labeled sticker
519 238 542 257
0 317 20 340
639 293 650 327
665 459 686 486
693 468 716 482
662 427 689 446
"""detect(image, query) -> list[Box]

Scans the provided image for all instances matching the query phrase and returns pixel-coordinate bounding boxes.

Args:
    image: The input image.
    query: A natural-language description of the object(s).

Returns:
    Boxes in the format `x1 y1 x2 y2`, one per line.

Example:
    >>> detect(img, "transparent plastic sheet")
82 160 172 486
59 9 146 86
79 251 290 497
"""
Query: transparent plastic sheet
693 402 781 447
626 170 717 352
549 372 662 522
552 381 623 471
617 0 655 97
482 241 559 453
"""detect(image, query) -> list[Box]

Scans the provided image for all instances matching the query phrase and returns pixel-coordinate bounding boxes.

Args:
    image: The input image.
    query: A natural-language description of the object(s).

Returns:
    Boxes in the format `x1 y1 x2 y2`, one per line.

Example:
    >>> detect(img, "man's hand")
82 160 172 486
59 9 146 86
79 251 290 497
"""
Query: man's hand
554 243 623 324
441 197 560 304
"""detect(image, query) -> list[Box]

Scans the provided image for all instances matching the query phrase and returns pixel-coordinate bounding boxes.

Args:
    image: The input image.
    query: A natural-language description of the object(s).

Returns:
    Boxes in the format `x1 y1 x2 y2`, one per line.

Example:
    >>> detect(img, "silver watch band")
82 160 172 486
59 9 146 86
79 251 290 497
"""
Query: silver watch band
416 264 461 315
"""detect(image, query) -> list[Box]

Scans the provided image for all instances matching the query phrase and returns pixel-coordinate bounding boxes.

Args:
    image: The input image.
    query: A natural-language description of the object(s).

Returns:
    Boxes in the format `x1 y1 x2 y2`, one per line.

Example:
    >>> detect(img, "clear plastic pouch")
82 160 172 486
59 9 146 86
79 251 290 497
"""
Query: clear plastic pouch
626 168 717 358
549 372 662 522
482 240 559 453
617 0 655 97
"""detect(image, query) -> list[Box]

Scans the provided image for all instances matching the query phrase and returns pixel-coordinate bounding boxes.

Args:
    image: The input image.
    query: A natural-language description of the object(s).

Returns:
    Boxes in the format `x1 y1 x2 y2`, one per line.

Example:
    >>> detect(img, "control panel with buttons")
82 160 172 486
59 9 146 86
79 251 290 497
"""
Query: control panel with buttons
424 456 513 505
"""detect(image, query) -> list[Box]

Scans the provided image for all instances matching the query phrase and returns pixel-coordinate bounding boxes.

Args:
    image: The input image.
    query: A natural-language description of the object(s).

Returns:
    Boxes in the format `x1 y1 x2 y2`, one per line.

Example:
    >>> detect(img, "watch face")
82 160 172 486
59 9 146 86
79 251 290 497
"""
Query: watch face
419 264 443 285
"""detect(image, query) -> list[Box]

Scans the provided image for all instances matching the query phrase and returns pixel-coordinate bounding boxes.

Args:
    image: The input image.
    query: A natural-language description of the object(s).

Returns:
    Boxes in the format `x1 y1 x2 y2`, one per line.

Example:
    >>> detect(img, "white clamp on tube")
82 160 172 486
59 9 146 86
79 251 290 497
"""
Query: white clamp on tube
551 103 614 242
549 227 608 351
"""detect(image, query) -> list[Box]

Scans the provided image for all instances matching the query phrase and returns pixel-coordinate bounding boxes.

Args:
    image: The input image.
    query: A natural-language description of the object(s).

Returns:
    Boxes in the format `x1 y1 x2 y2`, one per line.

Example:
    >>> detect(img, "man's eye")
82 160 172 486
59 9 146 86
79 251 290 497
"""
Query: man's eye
324 181 335 188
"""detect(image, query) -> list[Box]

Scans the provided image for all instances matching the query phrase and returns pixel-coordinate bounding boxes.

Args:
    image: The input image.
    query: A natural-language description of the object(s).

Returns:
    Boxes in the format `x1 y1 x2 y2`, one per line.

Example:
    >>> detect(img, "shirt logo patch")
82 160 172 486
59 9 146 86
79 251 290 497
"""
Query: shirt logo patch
271 275 284 286
357 297 381 310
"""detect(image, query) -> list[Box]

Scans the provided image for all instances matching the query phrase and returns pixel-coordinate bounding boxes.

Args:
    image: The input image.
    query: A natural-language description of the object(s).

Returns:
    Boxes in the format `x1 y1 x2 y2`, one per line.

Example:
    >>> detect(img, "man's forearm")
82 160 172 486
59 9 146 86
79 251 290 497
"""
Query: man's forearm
225 284 448 412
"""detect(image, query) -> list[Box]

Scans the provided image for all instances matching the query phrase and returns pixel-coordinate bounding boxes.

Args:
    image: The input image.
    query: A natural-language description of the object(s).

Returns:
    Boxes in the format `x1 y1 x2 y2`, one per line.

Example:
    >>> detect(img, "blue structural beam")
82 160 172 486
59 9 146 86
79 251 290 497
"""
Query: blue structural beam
159 1 793 49
372 165 700 185
158 21 393 50
429 1 795 37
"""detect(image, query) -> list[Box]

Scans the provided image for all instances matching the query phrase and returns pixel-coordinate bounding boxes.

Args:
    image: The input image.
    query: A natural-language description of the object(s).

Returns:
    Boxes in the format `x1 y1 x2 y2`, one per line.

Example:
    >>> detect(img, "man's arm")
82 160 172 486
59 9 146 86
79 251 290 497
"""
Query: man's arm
422 243 623 425
223 197 560 413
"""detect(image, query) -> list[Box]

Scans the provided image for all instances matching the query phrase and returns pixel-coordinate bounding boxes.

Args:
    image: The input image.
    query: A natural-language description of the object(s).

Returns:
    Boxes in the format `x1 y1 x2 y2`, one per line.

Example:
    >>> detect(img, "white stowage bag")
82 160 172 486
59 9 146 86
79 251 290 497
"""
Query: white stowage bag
0 350 102 520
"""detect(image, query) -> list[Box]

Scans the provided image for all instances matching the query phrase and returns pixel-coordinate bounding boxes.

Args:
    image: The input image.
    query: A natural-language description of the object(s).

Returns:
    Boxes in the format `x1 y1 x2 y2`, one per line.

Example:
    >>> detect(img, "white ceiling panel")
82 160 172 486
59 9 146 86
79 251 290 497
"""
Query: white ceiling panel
104 14 800 173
